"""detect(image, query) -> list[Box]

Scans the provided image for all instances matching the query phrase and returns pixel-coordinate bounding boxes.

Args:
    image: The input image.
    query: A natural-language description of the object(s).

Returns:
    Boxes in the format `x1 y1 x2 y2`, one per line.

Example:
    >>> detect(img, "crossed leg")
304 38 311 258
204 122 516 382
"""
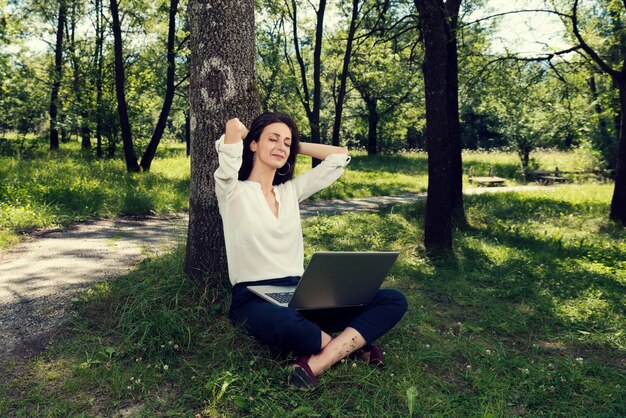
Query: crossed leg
306 328 366 376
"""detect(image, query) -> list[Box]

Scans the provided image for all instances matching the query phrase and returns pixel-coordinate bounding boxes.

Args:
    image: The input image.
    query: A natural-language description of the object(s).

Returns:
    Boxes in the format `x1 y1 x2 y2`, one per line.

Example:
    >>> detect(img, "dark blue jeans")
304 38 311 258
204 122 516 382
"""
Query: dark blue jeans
229 276 408 355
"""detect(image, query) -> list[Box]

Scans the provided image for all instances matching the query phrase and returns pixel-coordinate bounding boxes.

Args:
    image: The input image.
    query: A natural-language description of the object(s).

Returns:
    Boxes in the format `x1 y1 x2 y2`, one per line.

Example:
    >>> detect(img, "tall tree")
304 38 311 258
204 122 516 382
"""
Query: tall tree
140 0 180 171
444 0 465 226
66 0 91 150
49 0 66 150
415 0 453 252
94 0 105 157
184 0 260 282
331 0 360 147
285 0 326 166
568 0 626 224
110 0 140 172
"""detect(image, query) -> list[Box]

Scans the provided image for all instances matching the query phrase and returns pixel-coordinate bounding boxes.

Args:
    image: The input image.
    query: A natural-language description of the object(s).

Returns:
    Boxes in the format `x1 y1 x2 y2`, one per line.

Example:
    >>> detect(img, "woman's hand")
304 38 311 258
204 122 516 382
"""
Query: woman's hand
224 118 249 144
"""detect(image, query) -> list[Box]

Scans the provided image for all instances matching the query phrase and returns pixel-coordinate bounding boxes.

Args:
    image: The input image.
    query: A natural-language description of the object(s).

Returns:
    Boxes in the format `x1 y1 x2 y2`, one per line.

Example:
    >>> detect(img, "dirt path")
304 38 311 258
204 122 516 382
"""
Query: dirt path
0 185 555 360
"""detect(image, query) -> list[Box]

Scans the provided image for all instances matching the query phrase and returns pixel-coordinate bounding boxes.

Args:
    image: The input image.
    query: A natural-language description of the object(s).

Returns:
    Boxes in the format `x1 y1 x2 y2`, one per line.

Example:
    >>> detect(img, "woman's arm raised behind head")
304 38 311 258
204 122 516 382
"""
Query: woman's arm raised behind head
298 142 348 160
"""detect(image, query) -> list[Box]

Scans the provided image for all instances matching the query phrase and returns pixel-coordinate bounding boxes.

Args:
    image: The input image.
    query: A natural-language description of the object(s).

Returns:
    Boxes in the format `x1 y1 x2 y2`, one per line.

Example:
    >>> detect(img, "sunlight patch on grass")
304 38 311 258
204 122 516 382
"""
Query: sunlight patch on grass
555 288 611 324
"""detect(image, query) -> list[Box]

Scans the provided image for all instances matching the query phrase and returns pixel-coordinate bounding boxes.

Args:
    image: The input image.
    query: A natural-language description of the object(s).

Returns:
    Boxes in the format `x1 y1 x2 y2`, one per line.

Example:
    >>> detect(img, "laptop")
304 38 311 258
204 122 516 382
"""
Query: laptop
247 251 399 310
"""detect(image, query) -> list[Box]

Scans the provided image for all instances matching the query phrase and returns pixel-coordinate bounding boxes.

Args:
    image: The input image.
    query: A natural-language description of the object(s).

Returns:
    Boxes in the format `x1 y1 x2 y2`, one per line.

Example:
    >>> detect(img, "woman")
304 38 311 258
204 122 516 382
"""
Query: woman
214 112 407 389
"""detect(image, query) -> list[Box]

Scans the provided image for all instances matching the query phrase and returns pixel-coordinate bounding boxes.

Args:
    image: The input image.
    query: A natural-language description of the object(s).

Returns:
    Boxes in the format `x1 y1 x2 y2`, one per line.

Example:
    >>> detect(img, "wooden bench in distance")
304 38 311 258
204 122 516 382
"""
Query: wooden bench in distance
532 167 567 185
468 166 506 187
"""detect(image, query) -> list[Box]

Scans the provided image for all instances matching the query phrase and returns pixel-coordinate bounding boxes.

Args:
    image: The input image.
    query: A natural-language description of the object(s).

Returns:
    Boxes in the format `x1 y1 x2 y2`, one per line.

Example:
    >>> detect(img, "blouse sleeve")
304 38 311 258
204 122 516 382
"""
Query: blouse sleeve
292 153 351 203
213 134 244 203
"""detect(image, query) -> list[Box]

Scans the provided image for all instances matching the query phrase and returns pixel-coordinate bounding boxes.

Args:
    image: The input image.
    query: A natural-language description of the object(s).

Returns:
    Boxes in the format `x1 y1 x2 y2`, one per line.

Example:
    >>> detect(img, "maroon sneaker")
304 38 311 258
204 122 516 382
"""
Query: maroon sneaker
288 355 318 390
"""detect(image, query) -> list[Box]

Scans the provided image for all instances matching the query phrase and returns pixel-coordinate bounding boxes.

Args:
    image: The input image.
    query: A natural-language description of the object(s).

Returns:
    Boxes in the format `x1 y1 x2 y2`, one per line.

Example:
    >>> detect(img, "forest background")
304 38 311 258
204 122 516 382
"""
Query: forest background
0 0 619 172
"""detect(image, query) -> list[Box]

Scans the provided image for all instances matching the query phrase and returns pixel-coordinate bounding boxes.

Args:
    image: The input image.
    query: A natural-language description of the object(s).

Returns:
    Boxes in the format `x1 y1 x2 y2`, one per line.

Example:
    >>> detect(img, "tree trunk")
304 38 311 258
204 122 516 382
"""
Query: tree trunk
444 0 466 227
610 76 626 224
140 0 179 172
589 75 614 168
290 0 326 167
416 0 452 252
110 0 140 172
332 0 359 147
185 110 190 157
185 0 260 283
310 0 326 166
366 96 378 155
49 0 66 150
95 0 104 157
68 0 91 150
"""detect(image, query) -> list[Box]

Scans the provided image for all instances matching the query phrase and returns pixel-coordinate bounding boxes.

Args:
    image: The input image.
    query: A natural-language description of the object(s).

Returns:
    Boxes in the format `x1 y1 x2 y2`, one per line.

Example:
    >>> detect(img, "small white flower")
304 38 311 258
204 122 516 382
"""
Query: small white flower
485 349 492 355
174 344 179 350
341 358 346 363
168 340 173 345
160 344 165 348
130 377 134 381
127 386 132 390
136 379 141 384
163 364 169 370
522 368 530 375
390 373 394 377
576 357 584 362
466 365 472 369
425 344 430 349
352 363 357 368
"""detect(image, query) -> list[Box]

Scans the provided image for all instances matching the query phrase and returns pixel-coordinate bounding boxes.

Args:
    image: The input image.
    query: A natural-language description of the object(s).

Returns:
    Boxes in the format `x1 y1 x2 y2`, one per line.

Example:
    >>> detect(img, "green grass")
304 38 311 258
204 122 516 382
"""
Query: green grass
1 135 608 250
1 184 624 416
0 139 191 249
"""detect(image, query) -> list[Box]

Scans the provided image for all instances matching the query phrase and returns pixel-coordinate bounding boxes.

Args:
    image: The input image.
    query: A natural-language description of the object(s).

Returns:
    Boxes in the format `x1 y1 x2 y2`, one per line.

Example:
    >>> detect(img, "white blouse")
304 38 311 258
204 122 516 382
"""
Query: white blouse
214 135 351 285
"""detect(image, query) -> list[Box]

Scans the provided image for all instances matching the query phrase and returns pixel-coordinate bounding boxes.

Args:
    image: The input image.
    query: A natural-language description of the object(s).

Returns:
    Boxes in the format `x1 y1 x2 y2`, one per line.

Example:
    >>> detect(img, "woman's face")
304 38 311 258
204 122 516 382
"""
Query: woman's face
250 122 292 171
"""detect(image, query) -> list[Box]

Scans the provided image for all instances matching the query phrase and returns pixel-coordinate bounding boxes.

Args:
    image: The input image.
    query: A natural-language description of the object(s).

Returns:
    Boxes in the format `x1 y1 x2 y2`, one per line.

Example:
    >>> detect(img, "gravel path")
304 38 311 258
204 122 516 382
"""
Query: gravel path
0 185 555 360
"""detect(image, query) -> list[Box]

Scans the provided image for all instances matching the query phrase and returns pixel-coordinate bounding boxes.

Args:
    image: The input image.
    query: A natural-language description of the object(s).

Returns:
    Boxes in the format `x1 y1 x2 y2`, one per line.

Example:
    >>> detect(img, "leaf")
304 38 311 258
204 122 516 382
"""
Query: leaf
406 386 418 417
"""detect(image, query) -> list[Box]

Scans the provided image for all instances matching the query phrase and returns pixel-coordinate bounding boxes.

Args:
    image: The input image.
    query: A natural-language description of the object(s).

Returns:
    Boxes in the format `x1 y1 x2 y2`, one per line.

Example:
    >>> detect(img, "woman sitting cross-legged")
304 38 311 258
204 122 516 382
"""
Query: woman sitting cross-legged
214 112 408 389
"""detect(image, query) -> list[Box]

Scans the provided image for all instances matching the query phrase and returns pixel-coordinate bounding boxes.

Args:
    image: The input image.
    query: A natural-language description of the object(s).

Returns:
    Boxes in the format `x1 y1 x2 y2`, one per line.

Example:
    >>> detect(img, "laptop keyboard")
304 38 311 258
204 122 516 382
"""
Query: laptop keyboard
266 292 294 304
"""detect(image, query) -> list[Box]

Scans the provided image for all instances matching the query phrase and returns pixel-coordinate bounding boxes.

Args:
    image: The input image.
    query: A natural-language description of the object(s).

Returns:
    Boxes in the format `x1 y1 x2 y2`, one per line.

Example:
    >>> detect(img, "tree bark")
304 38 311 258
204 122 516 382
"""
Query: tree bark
110 0 140 172
49 0 66 150
140 0 179 171
365 95 378 155
331 0 359 147
444 0 466 227
416 0 452 252
185 0 260 282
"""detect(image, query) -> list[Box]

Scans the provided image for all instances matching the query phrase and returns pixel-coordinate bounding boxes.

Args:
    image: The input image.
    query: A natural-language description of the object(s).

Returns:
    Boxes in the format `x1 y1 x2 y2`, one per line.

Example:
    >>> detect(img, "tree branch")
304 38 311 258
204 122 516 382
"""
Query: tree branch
461 8 572 28
571 0 619 77
174 73 189 89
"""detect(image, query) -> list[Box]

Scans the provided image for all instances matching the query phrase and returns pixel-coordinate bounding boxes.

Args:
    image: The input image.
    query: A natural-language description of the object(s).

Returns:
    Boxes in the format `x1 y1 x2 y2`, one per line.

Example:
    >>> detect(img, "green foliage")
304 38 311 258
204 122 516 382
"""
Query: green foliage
1 184 624 416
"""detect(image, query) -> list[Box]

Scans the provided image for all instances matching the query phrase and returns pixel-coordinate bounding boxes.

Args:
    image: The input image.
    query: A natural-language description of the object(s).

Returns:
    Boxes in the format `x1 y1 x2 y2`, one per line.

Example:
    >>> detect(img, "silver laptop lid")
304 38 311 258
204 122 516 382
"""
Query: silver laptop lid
289 251 399 310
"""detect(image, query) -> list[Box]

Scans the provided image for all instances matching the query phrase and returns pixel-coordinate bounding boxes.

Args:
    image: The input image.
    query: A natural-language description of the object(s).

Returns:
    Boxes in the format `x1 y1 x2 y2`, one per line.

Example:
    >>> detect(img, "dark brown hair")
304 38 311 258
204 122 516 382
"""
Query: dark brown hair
238 112 301 185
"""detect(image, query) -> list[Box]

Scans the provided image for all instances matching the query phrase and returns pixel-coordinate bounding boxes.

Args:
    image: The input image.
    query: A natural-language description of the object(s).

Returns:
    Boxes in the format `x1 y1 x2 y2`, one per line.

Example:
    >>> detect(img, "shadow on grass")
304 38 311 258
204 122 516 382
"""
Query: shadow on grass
386 195 625 361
